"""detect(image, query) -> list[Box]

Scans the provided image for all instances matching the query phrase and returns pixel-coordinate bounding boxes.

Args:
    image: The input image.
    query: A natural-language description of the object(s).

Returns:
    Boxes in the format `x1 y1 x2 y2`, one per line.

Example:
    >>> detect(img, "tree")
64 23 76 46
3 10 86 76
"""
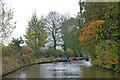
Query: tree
24 13 48 51
10 37 24 49
62 17 82 57
79 20 105 46
0 0 16 44
78 0 85 28
45 11 64 49
83 2 119 41
60 0 86 57
79 2 120 72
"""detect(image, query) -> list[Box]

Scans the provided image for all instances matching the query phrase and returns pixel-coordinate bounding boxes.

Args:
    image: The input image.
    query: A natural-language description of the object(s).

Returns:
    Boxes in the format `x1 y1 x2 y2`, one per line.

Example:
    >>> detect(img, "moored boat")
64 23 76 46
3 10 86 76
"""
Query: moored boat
70 58 81 62
56 58 70 62
56 57 81 62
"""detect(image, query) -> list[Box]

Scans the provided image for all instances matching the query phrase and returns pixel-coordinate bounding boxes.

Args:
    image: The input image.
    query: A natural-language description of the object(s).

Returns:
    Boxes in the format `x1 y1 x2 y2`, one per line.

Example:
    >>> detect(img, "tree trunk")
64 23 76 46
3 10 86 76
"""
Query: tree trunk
53 34 56 50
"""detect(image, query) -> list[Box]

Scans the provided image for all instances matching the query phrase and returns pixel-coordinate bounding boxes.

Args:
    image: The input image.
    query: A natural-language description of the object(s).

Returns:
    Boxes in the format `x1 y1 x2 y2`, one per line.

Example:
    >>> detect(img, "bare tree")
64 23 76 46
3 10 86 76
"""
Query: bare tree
45 11 64 49
0 0 16 44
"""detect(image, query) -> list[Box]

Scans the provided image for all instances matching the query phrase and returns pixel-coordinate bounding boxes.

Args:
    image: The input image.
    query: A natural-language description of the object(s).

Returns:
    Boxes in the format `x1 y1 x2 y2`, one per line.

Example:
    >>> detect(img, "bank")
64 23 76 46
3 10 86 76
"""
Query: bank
2 56 56 77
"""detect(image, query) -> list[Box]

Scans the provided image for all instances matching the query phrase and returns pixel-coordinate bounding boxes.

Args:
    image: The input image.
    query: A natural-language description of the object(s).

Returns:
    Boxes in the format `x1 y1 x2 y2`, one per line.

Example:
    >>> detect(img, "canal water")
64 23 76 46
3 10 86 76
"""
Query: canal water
4 60 120 78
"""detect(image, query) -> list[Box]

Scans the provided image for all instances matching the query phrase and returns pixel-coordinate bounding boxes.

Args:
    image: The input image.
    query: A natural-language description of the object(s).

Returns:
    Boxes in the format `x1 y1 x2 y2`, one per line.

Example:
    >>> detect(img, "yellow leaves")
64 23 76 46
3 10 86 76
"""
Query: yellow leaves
109 61 119 65
25 18 48 48
104 13 110 18
79 20 105 45
88 20 105 29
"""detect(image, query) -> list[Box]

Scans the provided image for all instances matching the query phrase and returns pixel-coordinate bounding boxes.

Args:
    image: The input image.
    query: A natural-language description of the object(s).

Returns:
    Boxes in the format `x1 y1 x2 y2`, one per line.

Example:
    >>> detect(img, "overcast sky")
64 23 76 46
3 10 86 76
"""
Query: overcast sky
5 0 79 41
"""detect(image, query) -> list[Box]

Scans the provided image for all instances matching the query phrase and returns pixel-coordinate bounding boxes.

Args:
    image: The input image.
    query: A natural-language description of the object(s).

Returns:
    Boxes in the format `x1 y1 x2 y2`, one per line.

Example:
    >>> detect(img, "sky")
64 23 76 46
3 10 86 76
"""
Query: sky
5 0 80 41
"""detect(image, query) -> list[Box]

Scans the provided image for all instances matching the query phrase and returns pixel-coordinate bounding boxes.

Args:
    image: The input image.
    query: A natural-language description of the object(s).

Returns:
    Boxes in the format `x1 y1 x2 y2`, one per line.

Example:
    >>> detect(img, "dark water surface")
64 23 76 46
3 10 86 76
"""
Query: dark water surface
4 60 120 78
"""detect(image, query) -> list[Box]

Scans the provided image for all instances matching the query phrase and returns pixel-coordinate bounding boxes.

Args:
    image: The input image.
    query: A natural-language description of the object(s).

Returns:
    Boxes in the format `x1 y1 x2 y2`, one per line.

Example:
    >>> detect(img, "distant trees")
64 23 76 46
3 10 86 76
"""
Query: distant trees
62 17 82 57
24 13 48 52
0 0 16 44
45 11 64 49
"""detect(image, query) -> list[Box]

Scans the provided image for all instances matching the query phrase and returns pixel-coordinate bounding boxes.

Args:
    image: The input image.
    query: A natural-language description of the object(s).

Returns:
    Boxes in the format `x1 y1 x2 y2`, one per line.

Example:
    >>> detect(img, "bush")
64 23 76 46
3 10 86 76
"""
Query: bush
66 48 74 57
38 48 65 57
93 40 119 71
2 45 18 56
20 46 34 55
45 47 57 57
57 49 65 57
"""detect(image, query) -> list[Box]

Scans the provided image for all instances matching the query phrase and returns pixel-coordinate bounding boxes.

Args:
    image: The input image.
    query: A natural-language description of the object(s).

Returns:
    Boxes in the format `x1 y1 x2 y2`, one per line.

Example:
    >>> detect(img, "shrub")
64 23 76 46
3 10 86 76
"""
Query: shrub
93 40 119 71
66 48 74 57
57 49 65 57
2 45 18 56
20 46 34 55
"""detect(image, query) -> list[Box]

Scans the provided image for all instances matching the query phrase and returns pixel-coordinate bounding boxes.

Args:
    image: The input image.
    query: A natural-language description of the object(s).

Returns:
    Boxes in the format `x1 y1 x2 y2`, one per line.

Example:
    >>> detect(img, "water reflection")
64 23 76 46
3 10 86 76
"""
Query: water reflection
4 60 120 78
18 72 26 78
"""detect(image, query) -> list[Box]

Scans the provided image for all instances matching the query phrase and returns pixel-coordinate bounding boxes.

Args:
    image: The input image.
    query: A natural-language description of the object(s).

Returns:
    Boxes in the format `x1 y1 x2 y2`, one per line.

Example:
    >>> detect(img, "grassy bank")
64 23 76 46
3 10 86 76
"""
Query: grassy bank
2 45 58 77
2 56 56 77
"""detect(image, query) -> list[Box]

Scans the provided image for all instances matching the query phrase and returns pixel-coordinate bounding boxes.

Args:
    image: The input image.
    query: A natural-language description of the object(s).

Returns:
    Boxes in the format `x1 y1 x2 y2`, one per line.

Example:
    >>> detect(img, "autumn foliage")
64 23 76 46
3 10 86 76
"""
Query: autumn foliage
79 20 105 45
23 46 34 54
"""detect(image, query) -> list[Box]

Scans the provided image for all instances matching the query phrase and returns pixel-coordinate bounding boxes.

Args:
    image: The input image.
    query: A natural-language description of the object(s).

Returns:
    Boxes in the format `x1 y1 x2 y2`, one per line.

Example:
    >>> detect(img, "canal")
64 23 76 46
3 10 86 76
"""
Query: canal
4 60 120 78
